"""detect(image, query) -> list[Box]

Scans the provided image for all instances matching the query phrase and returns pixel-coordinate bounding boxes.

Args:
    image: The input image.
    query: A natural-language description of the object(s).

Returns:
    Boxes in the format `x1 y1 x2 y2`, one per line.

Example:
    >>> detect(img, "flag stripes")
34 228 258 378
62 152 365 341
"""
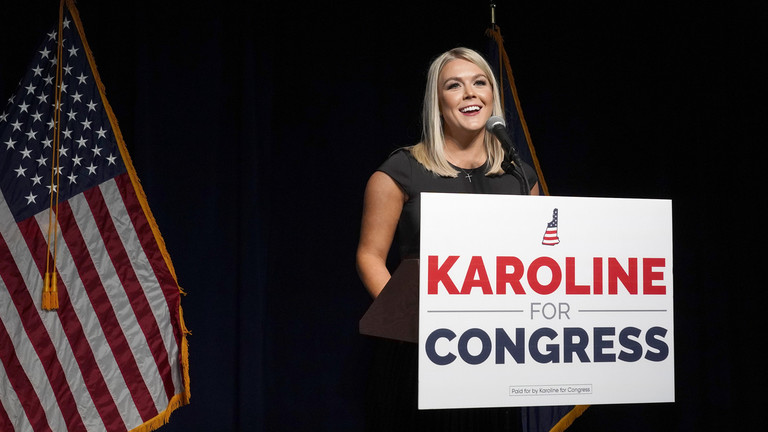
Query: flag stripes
81 185 176 402
55 193 162 421
0 369 21 431
1 178 184 430
0 319 47 432
9 213 119 432
100 178 182 394
0 233 89 431
114 174 183 335
25 206 135 431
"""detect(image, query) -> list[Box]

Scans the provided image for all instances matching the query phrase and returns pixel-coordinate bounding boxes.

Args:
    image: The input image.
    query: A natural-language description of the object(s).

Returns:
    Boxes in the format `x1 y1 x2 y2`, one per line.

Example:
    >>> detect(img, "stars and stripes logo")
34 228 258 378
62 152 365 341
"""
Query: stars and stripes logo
542 208 560 246
0 2 189 431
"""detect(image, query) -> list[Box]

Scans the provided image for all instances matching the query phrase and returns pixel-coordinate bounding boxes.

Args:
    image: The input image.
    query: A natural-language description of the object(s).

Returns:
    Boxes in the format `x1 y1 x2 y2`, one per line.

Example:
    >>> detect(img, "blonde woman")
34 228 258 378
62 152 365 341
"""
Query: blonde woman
357 47 539 431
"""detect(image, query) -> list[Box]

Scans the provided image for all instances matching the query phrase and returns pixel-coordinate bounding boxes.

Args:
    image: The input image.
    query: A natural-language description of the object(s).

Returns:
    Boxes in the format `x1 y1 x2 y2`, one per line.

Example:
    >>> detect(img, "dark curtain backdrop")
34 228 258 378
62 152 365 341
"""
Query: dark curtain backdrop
1 1 760 430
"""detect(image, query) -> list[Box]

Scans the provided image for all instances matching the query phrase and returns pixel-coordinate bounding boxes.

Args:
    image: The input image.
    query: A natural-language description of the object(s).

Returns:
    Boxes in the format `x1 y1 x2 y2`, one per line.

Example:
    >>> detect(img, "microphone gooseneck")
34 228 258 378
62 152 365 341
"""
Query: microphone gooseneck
485 116 530 195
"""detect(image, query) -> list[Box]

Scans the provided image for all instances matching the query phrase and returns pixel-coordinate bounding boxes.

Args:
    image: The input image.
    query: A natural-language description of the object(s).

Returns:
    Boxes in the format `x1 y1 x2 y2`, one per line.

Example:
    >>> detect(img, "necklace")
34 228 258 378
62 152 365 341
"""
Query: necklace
457 166 476 182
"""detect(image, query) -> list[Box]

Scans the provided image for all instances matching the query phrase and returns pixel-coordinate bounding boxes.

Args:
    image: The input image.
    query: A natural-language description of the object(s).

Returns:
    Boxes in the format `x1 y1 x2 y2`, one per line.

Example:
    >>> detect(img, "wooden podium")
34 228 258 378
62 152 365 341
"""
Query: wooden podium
359 259 419 343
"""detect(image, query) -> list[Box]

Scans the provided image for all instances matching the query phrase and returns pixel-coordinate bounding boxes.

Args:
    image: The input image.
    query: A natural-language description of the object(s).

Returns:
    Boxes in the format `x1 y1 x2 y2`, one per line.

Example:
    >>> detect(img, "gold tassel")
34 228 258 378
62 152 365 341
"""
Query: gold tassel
42 271 59 311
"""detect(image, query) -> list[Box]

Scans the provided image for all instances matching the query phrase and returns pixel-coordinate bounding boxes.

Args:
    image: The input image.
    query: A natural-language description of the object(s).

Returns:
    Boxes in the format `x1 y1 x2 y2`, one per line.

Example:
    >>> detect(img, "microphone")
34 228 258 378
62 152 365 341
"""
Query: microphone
485 115 518 159
485 115 530 194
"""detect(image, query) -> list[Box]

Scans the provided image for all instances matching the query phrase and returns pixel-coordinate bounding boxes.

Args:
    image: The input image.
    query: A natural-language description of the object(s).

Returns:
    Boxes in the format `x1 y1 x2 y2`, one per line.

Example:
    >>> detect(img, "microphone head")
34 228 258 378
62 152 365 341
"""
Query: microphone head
485 115 506 131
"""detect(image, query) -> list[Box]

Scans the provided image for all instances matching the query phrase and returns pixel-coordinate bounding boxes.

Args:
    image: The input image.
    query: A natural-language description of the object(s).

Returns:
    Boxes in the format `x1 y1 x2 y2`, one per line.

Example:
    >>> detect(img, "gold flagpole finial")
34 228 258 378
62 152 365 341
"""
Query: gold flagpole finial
490 1 497 29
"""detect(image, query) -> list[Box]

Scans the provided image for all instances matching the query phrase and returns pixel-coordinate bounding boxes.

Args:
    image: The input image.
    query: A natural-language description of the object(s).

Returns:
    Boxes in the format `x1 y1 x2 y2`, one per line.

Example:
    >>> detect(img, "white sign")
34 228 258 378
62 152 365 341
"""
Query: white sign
418 193 674 409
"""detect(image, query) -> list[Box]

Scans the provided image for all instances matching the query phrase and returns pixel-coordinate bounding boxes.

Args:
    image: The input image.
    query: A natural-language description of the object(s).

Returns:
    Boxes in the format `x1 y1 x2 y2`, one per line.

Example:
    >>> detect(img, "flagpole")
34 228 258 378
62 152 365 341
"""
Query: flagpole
489 1 497 31
485 11 551 196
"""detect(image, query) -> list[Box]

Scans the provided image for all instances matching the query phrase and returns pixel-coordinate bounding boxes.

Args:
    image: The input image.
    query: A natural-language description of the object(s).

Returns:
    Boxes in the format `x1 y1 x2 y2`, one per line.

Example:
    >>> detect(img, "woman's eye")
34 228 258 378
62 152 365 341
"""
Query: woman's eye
446 82 460 89
475 79 487 86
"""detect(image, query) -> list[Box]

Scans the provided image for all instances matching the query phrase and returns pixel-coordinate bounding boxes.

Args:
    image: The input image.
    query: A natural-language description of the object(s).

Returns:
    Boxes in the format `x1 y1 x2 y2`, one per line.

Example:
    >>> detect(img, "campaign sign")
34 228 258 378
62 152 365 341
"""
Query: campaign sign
418 193 674 409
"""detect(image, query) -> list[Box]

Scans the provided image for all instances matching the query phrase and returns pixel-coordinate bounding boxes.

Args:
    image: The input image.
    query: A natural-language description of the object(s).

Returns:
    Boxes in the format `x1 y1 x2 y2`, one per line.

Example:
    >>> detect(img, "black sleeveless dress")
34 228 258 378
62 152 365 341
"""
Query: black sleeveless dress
364 149 538 432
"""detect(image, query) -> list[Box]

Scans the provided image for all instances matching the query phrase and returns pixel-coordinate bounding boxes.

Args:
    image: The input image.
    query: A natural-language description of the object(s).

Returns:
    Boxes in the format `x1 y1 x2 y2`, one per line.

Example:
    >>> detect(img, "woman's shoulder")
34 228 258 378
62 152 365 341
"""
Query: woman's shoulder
376 147 421 193
386 146 415 161
378 147 416 170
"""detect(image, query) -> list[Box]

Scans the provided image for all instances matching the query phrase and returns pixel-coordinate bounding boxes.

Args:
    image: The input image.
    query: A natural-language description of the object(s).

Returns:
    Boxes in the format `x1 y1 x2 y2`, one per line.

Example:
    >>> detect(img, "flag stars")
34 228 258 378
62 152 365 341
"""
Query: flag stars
3 16 126 217
25 192 37 205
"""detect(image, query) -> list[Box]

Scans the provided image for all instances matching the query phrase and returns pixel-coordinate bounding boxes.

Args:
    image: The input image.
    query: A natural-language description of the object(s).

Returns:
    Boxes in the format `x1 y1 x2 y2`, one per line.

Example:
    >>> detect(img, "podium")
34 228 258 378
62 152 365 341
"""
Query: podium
359 259 419 344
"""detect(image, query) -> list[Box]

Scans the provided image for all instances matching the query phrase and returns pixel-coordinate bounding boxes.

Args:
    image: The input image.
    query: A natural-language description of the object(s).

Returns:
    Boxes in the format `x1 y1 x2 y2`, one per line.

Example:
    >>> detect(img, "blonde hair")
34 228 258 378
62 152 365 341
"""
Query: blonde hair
409 47 505 177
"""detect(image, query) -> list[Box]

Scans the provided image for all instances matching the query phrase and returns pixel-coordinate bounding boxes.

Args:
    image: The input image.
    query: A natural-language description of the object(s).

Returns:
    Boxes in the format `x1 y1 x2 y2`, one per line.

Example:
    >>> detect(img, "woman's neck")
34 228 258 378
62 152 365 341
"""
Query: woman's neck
444 131 487 169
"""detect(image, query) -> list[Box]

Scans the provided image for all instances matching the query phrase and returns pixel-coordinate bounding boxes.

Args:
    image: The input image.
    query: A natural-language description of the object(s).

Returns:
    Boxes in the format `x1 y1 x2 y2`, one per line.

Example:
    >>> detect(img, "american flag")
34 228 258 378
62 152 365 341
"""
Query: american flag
541 208 560 246
0 1 189 431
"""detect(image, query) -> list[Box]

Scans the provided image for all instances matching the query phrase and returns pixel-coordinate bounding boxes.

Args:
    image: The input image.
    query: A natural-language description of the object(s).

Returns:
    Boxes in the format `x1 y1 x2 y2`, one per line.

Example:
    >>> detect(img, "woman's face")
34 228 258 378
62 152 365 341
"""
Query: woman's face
437 58 494 141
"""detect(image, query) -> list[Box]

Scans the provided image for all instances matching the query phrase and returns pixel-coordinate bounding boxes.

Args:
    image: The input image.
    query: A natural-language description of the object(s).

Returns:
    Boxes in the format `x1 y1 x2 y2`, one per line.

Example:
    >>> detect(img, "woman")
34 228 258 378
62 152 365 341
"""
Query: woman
357 47 539 431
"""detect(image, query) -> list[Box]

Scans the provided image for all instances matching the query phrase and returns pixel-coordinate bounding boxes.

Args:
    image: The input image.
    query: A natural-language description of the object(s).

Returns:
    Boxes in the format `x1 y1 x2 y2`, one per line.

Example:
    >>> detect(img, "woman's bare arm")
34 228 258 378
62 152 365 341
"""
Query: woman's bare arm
356 171 406 298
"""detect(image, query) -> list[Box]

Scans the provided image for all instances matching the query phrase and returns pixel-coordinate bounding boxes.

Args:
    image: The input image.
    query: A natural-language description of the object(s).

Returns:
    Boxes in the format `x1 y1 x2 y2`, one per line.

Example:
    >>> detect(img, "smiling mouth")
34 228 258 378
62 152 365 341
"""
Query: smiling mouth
460 105 481 113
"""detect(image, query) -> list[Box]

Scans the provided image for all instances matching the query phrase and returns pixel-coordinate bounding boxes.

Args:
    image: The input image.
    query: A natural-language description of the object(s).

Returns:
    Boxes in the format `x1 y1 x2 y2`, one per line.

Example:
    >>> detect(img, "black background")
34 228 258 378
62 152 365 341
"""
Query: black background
2 1 761 430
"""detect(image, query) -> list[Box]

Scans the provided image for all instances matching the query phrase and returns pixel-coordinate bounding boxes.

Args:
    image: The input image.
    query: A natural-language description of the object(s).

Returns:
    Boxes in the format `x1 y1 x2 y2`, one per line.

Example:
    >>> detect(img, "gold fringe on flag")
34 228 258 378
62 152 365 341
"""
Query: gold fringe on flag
128 307 191 432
